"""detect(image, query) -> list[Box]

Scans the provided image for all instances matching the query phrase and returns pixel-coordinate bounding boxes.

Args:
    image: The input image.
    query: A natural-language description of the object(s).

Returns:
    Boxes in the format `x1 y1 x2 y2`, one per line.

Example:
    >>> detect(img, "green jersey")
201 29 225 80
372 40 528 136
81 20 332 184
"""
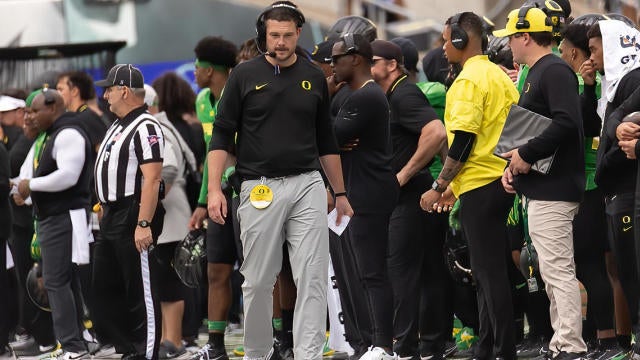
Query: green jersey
416 81 446 179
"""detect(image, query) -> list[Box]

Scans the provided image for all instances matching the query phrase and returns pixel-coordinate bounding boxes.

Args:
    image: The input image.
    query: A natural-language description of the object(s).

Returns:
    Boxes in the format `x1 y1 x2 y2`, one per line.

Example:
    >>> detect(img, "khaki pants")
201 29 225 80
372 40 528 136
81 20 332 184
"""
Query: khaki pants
527 199 587 354
237 171 329 360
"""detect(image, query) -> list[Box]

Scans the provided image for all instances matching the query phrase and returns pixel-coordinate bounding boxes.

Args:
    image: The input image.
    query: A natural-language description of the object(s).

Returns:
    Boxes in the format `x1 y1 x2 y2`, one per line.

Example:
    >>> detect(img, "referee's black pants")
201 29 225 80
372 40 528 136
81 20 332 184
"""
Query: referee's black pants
92 196 164 359
388 176 452 357
459 179 515 360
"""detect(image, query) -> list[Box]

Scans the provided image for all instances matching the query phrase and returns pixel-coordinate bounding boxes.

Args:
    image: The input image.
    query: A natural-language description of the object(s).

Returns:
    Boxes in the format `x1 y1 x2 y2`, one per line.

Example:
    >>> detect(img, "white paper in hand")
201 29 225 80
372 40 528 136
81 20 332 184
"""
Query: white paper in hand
327 208 351 236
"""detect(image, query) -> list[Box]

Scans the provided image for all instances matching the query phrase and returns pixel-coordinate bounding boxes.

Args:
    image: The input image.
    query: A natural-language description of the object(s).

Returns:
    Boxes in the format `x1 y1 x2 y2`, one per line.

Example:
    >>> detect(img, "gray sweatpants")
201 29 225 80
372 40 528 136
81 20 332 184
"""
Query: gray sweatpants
237 171 329 360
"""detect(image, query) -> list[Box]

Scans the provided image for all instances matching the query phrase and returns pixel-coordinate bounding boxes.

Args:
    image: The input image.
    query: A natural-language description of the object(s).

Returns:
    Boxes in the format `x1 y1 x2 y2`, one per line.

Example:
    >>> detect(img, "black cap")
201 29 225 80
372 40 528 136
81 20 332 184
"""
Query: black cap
310 39 334 64
95 64 144 88
371 40 403 64
390 37 418 72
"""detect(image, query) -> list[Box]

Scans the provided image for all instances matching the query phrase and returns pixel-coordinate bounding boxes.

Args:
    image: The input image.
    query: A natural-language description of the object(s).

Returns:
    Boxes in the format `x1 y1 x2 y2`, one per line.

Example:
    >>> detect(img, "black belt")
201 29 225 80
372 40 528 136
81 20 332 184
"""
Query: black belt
101 195 137 211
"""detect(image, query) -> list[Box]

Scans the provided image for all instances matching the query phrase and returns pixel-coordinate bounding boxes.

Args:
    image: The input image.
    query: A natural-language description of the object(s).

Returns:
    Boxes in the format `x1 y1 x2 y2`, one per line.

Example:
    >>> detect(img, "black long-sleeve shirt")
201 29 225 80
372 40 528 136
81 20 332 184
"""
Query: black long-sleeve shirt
209 56 339 178
335 81 399 214
513 54 585 202
594 68 640 196
0 143 12 239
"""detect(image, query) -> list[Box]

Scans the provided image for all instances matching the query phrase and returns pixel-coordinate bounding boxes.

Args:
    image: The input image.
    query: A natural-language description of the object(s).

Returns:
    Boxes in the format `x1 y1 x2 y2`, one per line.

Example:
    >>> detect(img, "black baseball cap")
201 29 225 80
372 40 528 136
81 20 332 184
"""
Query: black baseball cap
391 37 418 72
95 64 144 88
371 40 403 64
310 39 335 64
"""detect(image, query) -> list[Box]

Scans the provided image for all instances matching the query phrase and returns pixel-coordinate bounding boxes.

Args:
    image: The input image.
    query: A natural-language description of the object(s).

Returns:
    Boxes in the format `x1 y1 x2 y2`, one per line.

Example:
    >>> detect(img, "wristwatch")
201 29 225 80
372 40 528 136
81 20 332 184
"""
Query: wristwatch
431 180 446 193
137 220 151 228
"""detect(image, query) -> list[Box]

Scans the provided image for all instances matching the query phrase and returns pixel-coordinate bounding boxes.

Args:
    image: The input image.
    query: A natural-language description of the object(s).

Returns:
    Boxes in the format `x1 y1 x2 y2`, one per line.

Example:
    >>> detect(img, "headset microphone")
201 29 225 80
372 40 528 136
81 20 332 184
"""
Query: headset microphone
266 51 277 57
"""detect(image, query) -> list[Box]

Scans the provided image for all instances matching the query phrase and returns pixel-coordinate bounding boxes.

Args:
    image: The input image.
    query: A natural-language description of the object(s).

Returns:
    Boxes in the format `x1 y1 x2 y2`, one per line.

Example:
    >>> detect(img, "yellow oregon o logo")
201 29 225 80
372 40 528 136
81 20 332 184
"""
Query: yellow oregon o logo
623 215 631 224
301 80 311 90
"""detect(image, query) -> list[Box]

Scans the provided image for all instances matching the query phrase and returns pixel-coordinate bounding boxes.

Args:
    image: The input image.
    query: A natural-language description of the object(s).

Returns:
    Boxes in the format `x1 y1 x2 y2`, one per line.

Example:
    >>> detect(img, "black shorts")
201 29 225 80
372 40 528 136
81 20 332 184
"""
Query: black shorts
151 242 187 302
206 195 240 265
574 187 609 257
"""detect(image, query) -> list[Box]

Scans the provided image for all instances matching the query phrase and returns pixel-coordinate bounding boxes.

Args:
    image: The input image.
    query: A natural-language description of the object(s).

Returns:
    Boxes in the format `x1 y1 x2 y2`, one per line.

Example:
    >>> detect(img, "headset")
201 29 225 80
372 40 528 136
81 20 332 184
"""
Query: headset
255 1 305 55
449 13 469 50
515 6 554 30
343 32 358 54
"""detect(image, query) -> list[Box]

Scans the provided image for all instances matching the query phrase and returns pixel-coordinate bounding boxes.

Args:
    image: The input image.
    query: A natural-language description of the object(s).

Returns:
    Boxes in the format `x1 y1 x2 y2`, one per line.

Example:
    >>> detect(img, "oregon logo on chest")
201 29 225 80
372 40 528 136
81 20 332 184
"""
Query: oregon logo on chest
301 80 312 90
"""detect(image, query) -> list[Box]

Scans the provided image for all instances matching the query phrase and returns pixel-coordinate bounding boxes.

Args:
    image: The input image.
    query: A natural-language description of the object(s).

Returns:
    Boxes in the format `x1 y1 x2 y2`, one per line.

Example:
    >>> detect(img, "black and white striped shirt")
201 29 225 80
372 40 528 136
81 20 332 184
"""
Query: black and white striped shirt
94 106 164 203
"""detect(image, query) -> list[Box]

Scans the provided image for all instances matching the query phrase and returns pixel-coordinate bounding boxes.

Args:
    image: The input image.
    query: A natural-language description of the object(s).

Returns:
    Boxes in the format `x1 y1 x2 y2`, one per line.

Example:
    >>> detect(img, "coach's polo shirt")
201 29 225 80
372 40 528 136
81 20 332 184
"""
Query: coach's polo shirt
445 55 519 197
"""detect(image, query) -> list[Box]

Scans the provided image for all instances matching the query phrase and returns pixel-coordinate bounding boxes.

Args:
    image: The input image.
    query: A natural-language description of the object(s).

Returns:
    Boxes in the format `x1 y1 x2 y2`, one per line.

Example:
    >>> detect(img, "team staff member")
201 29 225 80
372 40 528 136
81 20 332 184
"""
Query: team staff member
17 90 92 359
420 12 519 360
207 2 353 359
369 39 449 359
188 36 239 360
496 7 587 359
331 34 399 360
93 64 165 360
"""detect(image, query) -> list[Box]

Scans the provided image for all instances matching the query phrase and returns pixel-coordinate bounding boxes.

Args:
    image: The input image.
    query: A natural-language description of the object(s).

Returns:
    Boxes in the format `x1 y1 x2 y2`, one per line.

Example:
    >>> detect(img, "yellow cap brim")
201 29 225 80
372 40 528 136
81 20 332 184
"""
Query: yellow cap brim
493 28 515 37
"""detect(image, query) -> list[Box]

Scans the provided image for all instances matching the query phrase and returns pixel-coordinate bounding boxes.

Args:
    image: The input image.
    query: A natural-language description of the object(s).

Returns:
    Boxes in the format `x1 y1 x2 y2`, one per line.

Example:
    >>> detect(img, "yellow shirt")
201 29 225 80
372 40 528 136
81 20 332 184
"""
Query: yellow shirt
445 55 519 197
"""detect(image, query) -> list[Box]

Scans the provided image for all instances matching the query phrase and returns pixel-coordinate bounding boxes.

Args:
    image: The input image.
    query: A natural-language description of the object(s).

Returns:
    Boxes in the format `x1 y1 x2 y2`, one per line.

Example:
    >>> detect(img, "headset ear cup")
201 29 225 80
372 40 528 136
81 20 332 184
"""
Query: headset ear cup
451 25 468 50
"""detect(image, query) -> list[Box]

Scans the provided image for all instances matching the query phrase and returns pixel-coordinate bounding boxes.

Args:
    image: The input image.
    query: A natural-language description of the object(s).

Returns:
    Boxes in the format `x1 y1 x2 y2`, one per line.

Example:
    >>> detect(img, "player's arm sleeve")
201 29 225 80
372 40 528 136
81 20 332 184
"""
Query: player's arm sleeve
209 72 241 152
29 129 86 192
316 78 339 155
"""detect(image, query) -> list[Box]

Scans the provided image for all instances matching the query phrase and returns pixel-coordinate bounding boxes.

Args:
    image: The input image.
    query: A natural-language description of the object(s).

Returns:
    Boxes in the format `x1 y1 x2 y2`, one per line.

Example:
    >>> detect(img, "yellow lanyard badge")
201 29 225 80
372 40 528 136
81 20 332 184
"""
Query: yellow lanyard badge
249 177 273 209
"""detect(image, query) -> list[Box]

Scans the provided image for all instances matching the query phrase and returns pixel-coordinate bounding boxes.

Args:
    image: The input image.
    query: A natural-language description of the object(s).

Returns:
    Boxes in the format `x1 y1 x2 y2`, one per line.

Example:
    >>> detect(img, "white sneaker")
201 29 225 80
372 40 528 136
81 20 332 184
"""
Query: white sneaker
39 349 90 360
359 347 399 360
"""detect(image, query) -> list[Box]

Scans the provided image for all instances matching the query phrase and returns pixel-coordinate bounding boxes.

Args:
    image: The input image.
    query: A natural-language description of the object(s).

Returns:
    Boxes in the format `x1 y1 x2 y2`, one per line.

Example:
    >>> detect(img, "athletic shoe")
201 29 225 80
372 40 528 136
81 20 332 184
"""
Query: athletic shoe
278 347 294 360
9 334 32 349
190 344 229 360
89 344 118 359
593 345 627 360
232 345 244 357
359 347 399 360
39 349 90 360
12 338 58 357
518 337 549 358
323 332 335 357
182 339 199 354
552 351 585 360
158 341 188 360
0 345 14 360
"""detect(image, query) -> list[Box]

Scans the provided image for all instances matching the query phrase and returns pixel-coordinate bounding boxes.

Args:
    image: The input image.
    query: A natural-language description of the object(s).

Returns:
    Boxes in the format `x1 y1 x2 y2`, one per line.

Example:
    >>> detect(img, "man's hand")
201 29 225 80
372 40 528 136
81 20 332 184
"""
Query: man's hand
619 139 638 159
502 149 531 176
327 75 346 97
207 189 228 225
616 122 640 141
438 187 457 212
18 179 30 199
134 226 153 252
396 171 410 187
333 196 354 226
579 59 597 86
501 168 517 194
420 189 441 213
189 207 209 230
499 64 518 83
12 193 25 206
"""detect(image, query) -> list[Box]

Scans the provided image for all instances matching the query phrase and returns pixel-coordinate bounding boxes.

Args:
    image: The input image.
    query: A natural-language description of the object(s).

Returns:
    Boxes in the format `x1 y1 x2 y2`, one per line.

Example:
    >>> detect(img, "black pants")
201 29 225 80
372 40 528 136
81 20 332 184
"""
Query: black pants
0 235 11 347
92 197 164 359
329 229 372 353
345 212 394 349
574 188 614 336
606 193 639 328
388 176 452 357
8 222 55 346
39 212 86 353
459 180 516 360
418 213 454 357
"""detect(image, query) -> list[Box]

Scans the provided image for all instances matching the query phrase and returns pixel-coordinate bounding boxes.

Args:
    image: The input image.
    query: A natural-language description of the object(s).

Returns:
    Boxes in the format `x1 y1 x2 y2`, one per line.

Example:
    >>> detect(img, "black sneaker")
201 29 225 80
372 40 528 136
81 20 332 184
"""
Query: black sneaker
0 345 13 360
191 344 229 360
278 346 294 360
518 337 549 358
552 351 585 360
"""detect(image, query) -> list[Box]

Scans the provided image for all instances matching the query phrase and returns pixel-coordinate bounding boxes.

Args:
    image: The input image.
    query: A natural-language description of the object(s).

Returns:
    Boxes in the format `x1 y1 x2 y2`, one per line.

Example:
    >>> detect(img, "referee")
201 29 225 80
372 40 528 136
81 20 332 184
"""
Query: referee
92 64 165 360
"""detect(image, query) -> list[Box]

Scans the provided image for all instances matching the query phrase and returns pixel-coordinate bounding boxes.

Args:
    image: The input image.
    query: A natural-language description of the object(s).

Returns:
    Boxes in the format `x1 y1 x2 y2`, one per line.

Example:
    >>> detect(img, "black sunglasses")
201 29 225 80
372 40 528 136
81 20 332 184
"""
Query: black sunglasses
331 52 355 64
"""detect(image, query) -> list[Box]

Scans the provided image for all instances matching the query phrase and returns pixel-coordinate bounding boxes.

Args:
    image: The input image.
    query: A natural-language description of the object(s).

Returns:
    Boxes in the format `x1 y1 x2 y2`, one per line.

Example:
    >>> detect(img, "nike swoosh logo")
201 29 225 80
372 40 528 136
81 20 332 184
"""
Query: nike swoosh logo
623 226 632 232
255 83 268 90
